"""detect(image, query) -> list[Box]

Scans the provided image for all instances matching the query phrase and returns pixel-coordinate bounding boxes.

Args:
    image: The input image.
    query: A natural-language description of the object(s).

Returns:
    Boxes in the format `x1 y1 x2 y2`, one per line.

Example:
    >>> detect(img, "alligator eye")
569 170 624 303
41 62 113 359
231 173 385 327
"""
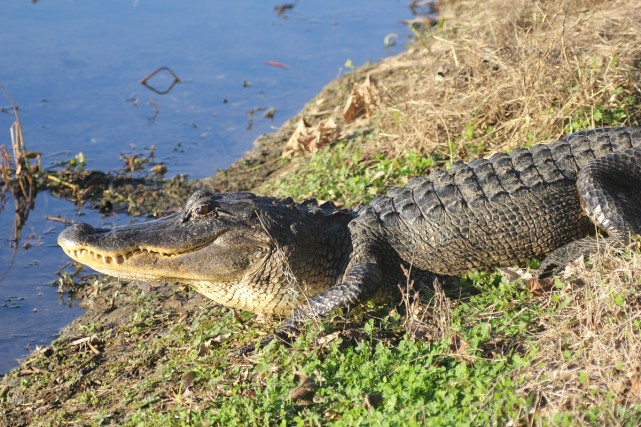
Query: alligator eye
194 204 217 217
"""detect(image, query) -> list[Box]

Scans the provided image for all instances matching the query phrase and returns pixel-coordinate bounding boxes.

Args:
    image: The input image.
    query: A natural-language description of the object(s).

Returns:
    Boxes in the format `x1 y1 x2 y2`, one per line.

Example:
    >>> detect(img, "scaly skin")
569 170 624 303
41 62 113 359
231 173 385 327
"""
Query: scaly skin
59 127 641 351
58 192 353 315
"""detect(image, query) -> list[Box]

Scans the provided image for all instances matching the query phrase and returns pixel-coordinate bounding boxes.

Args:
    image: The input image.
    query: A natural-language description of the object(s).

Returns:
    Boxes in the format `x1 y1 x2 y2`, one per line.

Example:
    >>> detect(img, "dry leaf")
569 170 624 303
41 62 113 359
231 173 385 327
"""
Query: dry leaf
343 74 379 123
282 117 340 157
181 371 196 389
526 278 554 295
316 331 340 347
362 393 383 410
289 370 316 401
627 375 641 399
450 334 474 362
198 342 210 356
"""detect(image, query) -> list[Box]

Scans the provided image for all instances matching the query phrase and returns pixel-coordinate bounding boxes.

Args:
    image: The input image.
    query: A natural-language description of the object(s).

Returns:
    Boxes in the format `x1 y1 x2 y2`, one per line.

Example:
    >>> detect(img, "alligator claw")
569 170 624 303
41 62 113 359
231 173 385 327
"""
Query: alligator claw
534 261 563 279
233 335 275 356
233 325 299 356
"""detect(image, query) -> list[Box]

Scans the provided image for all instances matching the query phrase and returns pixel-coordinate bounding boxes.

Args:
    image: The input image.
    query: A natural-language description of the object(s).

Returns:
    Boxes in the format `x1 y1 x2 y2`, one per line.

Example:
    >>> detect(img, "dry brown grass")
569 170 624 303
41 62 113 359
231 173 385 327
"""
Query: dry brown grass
517 250 641 422
368 0 641 160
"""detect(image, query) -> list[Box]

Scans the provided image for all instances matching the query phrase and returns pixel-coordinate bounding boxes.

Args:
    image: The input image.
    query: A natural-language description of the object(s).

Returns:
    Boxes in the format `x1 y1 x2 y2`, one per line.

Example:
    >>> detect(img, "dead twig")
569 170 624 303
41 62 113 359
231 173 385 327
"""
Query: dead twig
47 216 75 225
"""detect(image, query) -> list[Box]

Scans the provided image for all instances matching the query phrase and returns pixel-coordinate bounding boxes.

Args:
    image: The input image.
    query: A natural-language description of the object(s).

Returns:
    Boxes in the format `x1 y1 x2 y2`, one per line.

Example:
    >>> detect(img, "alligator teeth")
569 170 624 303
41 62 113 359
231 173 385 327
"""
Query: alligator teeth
65 246 182 264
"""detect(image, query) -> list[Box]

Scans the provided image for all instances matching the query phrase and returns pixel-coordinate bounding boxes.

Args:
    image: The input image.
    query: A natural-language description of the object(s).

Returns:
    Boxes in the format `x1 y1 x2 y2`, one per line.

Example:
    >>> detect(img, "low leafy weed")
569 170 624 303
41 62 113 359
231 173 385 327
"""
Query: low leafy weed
268 141 433 206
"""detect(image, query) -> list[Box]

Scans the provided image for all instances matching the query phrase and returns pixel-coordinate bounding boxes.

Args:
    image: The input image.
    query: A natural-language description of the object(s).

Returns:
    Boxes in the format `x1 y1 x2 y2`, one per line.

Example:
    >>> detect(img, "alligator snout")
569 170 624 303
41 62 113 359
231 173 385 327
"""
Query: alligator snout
57 223 108 249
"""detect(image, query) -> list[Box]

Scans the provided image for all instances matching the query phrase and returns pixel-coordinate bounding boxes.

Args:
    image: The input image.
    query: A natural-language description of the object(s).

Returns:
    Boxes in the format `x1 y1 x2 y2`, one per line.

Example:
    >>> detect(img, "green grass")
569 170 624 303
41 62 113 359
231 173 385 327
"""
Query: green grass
565 86 638 133
105 265 641 426
265 137 435 207
119 272 547 426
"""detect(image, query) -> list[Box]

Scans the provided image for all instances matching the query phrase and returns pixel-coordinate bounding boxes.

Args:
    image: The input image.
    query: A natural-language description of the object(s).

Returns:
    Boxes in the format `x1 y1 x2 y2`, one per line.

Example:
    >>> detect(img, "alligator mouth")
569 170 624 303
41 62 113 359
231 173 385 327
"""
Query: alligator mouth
60 230 227 267
62 247 190 265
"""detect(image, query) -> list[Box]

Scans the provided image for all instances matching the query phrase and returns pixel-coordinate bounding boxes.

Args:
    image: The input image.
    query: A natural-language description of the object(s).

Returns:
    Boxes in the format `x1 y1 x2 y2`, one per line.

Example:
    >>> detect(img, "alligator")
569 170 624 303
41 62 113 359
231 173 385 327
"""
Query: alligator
58 126 641 350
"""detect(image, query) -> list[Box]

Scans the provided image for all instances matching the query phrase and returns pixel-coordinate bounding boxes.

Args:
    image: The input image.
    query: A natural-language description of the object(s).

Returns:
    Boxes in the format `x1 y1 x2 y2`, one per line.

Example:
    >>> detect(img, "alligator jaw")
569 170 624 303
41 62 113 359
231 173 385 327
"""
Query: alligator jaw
58 224 238 283
60 245 197 267
61 247 129 266
58 238 218 282
56 216 257 283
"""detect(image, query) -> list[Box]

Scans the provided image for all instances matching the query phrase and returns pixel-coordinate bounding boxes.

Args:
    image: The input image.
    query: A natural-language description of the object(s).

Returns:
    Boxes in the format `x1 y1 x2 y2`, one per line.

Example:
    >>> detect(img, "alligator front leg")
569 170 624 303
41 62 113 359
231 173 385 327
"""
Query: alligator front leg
237 216 396 355
278 259 385 332
235 259 385 354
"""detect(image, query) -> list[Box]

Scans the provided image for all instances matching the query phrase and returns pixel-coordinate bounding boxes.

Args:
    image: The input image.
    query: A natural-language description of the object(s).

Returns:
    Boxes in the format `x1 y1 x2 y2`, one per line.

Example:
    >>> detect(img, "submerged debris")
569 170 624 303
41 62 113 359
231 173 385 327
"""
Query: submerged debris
0 86 40 282
140 66 181 95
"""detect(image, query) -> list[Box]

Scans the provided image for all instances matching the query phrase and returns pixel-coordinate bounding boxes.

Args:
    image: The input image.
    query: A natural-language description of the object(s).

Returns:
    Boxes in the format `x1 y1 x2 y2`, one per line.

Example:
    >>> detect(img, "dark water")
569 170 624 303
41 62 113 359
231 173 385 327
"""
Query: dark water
1 0 419 177
0 195 134 374
0 0 427 374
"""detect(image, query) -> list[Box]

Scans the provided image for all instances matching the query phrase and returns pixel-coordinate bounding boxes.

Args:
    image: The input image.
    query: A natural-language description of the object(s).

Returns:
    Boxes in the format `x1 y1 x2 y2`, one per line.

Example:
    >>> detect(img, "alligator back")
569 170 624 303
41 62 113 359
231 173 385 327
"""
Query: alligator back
366 127 641 276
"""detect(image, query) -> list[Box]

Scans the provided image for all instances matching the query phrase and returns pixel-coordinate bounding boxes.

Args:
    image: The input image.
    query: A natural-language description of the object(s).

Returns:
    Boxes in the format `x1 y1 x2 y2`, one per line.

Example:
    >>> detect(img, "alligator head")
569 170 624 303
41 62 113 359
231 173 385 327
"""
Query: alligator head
58 190 353 315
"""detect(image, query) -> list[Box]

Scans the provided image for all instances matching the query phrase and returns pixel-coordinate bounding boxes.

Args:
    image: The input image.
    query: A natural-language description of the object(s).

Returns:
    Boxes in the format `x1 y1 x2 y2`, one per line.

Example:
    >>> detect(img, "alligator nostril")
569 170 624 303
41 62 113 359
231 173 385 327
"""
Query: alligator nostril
58 222 101 248
72 223 97 233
